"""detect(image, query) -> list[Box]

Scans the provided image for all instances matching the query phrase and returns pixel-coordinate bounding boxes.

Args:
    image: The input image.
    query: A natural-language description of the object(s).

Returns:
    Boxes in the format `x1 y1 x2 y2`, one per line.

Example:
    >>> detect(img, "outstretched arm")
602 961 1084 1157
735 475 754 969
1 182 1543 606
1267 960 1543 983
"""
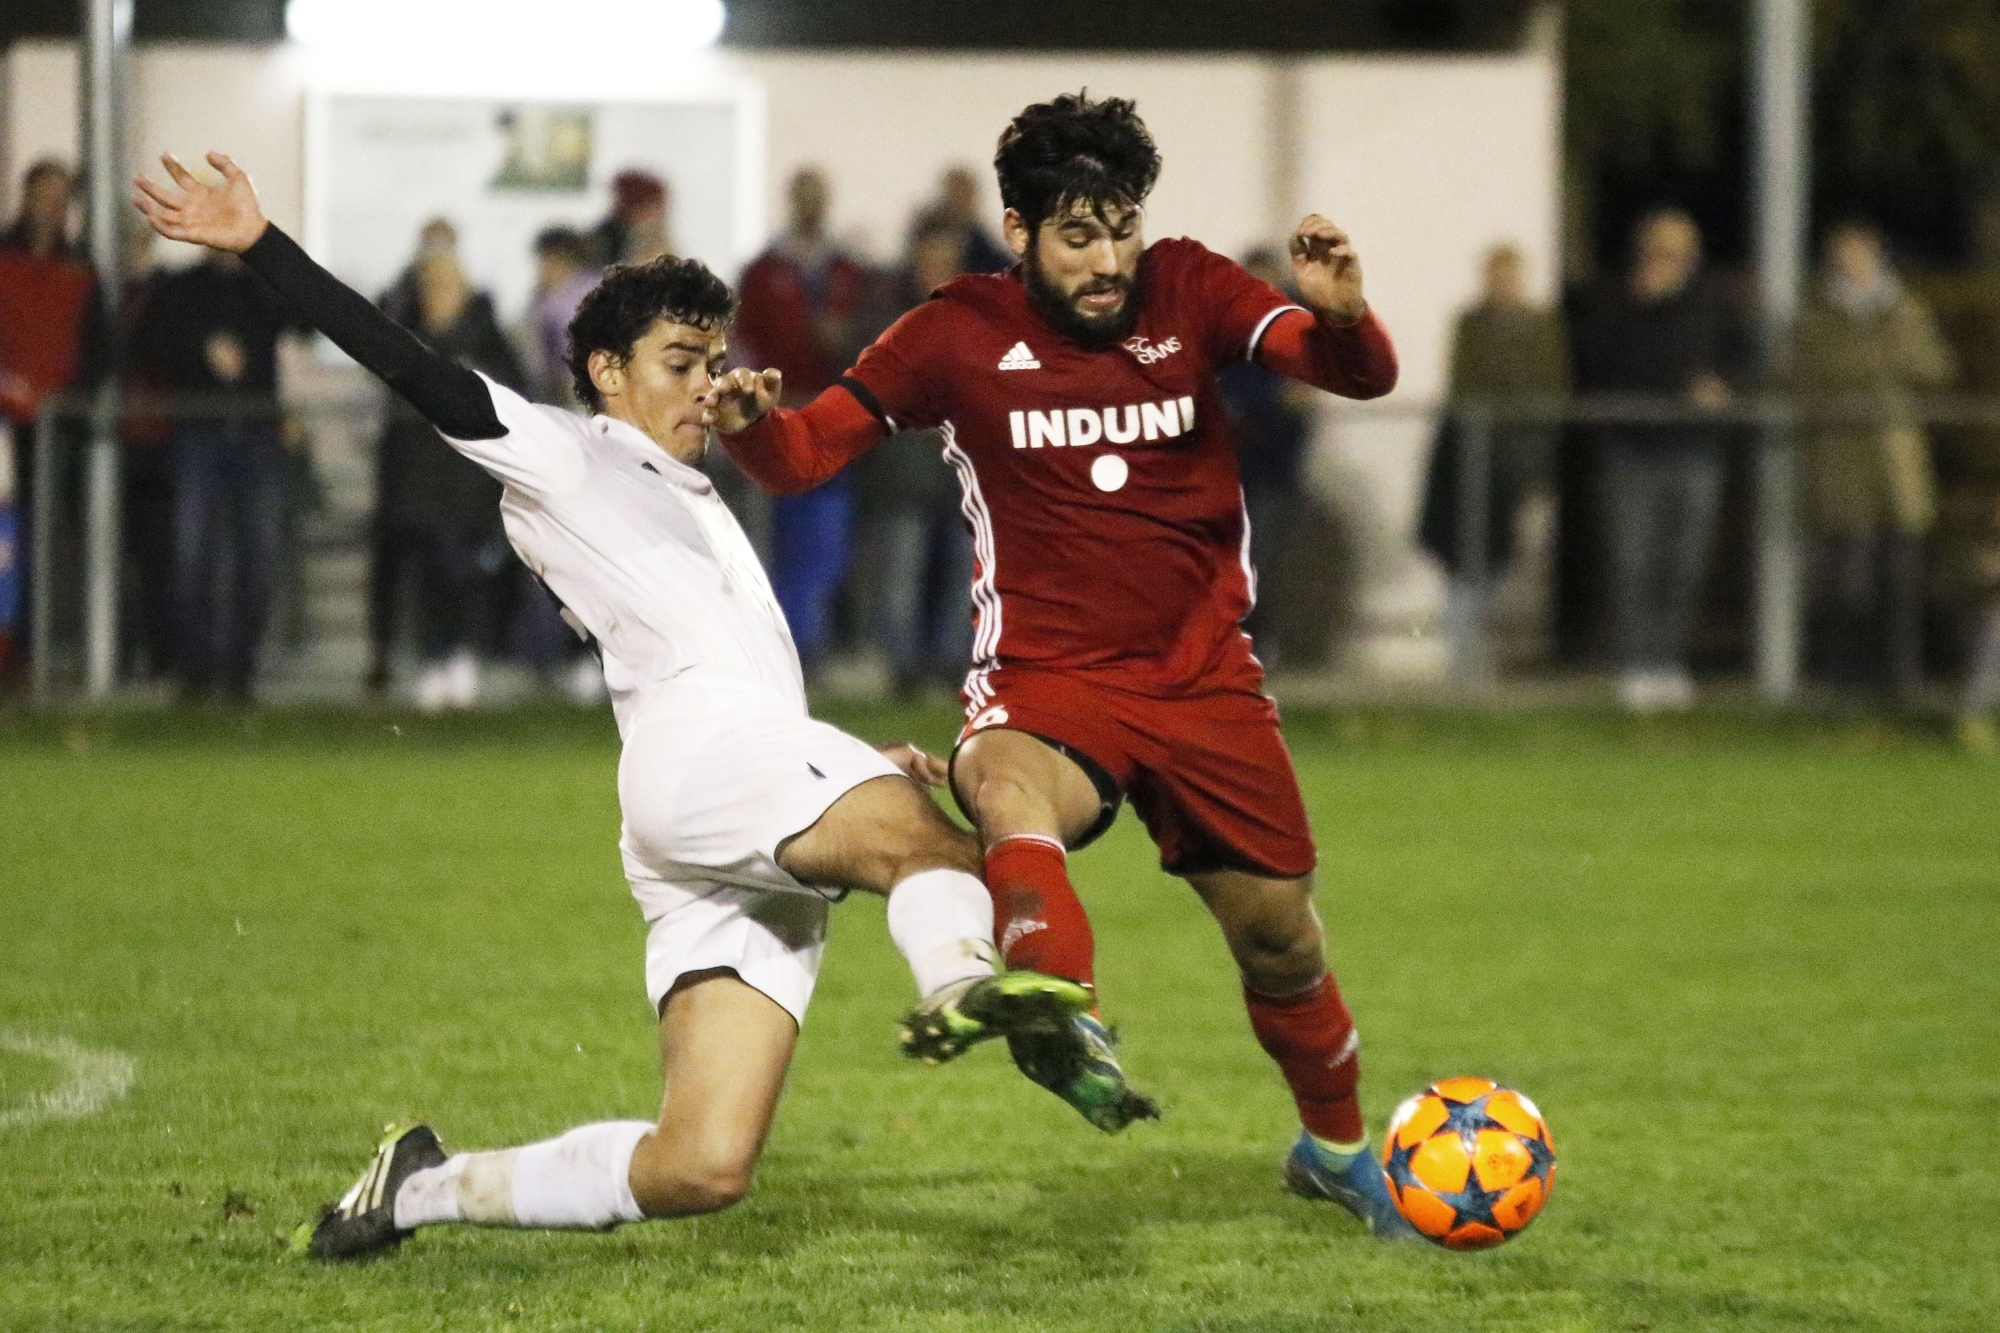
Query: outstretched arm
132 151 504 439
710 367 888 495
1255 213 1398 400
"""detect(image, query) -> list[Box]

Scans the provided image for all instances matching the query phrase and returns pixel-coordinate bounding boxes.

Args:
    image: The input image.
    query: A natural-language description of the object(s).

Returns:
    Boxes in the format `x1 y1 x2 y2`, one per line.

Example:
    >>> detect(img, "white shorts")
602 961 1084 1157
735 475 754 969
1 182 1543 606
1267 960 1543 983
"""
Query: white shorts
617 681 903 1027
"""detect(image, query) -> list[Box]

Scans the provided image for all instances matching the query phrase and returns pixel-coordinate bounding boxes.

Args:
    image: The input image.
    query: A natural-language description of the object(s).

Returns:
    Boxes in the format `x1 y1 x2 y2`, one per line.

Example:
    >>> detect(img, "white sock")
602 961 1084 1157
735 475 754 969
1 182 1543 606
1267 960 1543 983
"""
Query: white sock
393 1120 652 1230
886 867 999 999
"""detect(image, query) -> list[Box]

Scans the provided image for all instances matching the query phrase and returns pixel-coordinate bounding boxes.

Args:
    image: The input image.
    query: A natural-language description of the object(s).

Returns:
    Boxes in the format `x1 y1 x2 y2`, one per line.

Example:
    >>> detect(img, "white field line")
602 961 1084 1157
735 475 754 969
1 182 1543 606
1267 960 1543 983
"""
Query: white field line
0 1031 137 1131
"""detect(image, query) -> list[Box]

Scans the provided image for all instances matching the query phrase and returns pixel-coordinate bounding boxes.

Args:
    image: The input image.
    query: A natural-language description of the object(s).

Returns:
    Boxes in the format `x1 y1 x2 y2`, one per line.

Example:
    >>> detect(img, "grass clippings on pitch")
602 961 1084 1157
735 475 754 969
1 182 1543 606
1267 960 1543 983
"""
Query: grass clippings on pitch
0 703 1995 1332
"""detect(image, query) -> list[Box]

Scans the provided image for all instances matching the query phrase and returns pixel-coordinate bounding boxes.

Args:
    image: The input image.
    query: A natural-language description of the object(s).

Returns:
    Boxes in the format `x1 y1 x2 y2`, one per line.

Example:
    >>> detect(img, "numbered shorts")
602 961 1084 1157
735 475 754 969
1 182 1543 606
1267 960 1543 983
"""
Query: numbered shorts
618 686 903 1026
954 667 1317 880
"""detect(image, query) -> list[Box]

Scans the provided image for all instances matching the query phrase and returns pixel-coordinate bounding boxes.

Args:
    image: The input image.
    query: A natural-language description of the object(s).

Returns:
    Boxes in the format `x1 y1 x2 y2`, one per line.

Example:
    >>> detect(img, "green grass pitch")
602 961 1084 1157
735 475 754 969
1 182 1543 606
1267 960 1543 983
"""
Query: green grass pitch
1 703 1996 1332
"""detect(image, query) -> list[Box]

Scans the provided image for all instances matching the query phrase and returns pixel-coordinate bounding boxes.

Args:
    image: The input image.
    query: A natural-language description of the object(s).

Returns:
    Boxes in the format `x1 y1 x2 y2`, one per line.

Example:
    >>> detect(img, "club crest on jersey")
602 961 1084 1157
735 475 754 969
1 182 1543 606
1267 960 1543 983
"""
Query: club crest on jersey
1122 334 1182 365
1007 398 1196 450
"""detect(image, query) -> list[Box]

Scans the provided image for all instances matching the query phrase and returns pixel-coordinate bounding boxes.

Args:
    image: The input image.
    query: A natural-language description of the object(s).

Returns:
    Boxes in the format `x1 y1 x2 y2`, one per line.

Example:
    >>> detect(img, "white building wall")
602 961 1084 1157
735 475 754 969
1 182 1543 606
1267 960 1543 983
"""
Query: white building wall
2 36 1561 674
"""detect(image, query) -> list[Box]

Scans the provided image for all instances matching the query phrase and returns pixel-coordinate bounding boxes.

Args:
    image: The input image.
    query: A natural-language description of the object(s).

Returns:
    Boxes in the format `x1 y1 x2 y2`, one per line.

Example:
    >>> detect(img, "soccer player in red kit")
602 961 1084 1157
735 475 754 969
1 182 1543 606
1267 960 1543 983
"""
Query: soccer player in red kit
714 93 1416 1238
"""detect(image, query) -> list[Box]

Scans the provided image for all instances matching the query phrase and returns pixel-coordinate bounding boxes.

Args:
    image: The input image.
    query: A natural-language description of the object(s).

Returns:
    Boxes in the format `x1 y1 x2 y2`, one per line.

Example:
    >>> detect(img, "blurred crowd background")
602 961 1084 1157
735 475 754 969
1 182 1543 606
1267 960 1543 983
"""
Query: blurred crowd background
4 0 2000 745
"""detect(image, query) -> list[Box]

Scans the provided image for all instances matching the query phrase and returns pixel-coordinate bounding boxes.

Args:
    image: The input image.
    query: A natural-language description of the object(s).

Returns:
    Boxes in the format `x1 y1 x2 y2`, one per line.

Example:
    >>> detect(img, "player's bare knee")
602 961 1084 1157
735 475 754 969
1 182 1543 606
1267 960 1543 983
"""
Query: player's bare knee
966 771 1048 831
1225 892 1325 991
629 1147 754 1217
875 784 982 883
674 1162 753 1215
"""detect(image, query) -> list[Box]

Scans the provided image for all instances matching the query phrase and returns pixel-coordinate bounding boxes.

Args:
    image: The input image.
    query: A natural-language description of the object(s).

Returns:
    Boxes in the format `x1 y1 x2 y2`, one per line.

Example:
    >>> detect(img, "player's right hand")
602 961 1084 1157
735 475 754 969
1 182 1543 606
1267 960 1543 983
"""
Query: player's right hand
877 742 949 788
131 151 268 254
707 366 783 434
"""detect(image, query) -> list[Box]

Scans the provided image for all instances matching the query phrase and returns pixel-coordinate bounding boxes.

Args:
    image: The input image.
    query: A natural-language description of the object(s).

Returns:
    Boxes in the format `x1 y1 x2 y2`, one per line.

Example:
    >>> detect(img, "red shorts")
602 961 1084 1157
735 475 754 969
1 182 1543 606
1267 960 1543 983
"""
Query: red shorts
952 666 1317 879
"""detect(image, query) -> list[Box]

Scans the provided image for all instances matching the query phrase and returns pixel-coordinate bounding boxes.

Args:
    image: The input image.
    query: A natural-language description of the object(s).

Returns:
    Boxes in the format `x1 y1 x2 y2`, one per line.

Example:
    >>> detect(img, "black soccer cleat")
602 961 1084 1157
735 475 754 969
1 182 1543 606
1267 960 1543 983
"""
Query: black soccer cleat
1007 1012 1161 1133
291 1123 446 1260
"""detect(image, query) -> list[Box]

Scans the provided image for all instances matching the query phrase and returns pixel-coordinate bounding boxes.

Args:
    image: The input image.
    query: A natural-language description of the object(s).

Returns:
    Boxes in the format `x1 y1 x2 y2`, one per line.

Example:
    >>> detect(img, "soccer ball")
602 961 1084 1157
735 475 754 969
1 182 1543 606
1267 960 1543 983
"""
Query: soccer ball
1382 1076 1556 1249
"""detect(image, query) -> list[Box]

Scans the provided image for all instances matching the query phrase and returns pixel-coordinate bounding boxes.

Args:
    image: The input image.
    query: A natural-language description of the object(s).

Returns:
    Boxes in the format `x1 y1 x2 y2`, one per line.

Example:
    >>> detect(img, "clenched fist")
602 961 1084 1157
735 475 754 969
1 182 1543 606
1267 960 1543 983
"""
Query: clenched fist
707 365 783 434
1289 213 1367 325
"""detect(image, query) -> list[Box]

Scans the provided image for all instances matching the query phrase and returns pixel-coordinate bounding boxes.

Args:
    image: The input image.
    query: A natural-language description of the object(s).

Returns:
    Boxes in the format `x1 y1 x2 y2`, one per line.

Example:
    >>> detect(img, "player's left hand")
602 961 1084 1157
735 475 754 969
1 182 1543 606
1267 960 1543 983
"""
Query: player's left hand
878 742 949 787
1290 214 1367 324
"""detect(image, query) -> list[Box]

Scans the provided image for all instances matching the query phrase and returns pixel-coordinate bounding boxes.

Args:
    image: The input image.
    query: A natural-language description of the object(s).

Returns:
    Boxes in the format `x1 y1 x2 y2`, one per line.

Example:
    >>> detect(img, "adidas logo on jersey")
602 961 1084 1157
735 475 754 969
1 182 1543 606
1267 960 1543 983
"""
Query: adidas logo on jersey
1007 397 1197 449
997 341 1041 370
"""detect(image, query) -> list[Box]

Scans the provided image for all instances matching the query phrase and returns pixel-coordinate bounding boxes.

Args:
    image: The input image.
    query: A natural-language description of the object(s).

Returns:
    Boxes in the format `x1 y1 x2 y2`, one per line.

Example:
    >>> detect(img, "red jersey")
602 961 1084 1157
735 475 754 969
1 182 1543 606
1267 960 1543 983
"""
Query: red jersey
844 238 1365 692
723 236 1397 695
0 250 96 424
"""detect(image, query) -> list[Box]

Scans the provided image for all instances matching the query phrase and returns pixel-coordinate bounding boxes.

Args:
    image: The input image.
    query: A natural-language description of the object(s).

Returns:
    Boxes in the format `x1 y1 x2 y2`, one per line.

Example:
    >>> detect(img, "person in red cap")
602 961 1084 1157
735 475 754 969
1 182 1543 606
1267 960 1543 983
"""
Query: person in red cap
591 169 673 268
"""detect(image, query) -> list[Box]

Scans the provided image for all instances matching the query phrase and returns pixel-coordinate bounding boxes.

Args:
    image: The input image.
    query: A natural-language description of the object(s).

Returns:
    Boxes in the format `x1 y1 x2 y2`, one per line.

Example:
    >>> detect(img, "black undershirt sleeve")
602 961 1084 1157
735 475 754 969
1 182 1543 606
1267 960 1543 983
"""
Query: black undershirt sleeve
238 223 506 440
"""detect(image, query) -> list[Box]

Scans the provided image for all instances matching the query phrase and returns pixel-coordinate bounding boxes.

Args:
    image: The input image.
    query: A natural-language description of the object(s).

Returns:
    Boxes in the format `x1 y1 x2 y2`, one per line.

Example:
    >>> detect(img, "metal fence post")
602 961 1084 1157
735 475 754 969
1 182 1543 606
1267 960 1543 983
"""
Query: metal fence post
1452 406 1493 685
1753 407 1802 701
82 0 132 701
1750 0 1809 702
84 395 120 699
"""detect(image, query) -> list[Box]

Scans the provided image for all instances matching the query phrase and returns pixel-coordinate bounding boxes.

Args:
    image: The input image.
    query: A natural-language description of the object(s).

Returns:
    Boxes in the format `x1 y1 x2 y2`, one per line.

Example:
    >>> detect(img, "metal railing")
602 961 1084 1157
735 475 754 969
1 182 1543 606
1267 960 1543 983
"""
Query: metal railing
19 389 2000 705
1343 392 2000 699
26 389 378 704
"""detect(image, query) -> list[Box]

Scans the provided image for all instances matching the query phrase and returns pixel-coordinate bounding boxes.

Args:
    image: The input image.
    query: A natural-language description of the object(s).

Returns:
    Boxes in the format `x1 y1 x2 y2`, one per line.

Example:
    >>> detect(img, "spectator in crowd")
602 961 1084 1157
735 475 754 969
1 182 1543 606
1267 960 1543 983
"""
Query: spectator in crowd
511 225 606 703
1572 208 1740 712
116 226 180 683
368 219 526 710
733 166 869 679
1420 243 1568 682
854 218 975 696
0 159 102 682
1218 245 1316 668
127 242 304 702
589 169 672 268
1787 220 1954 697
526 226 596 407
908 165 1012 276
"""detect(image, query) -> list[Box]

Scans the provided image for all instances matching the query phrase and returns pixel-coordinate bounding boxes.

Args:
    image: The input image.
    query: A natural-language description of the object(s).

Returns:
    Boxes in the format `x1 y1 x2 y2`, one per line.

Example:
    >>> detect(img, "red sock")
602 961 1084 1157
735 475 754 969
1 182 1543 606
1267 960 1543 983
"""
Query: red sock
984 834 1095 988
1244 973 1364 1145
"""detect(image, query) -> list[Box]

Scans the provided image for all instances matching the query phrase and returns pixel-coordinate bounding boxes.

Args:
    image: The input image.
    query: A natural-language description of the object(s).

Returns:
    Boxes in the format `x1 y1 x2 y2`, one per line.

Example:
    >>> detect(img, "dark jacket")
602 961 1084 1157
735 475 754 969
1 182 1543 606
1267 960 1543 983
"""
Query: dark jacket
374 285 525 534
127 256 302 408
1420 303 1568 574
1569 272 1742 453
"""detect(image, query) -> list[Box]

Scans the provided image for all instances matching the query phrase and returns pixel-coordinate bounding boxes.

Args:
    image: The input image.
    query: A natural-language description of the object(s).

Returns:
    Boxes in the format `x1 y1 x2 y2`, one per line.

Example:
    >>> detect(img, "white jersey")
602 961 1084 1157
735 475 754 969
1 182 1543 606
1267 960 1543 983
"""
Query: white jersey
443 375 805 734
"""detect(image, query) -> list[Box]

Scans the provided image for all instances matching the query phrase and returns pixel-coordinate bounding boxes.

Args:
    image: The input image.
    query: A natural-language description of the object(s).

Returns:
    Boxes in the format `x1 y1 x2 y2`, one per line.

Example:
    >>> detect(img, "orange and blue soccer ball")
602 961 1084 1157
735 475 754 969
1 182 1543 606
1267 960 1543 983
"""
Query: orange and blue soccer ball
1382 1076 1556 1249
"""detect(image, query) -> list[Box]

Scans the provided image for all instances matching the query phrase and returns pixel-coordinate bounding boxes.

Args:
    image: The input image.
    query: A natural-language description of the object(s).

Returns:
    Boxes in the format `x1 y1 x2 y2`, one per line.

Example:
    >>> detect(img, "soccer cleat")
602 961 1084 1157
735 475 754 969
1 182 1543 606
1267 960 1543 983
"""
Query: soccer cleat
290 1124 446 1260
1283 1130 1423 1241
899 969 1095 1065
1007 1012 1160 1133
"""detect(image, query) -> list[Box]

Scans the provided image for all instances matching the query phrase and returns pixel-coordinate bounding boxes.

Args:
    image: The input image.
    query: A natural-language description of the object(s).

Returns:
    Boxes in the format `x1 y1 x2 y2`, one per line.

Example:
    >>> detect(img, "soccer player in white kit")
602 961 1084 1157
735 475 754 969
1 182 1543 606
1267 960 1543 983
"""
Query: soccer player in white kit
133 152 1092 1260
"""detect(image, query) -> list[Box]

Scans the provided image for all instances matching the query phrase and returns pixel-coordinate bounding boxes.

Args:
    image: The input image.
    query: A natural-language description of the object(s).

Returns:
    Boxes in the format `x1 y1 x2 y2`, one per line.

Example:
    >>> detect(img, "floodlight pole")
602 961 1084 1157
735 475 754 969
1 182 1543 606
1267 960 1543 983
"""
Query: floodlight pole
1750 0 1809 702
80 0 132 700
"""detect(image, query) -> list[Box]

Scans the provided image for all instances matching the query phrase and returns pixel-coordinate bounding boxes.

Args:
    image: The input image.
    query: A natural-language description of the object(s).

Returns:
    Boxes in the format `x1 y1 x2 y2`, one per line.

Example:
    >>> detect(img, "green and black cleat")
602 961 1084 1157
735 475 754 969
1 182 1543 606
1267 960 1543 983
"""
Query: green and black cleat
899 969 1095 1065
1008 1012 1161 1133
290 1123 445 1260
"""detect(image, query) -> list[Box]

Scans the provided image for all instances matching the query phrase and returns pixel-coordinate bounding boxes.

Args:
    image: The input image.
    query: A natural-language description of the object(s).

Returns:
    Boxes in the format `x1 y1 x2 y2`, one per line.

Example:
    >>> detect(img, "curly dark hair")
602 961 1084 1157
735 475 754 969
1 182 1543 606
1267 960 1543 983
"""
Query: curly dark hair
993 91 1161 233
566 254 735 410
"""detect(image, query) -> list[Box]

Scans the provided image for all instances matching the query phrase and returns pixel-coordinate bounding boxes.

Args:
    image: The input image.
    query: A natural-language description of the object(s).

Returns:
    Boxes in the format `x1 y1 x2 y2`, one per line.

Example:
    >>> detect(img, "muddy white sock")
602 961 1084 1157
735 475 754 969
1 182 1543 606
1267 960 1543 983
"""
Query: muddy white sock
394 1120 652 1230
887 868 999 999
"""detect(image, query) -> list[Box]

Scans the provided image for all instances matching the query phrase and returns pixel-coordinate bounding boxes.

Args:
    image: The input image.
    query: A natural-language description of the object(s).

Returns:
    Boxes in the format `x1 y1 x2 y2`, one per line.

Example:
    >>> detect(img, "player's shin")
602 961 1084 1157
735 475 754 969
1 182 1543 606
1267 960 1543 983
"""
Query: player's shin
1244 973 1365 1149
393 1121 652 1230
984 834 1096 988
885 867 999 999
